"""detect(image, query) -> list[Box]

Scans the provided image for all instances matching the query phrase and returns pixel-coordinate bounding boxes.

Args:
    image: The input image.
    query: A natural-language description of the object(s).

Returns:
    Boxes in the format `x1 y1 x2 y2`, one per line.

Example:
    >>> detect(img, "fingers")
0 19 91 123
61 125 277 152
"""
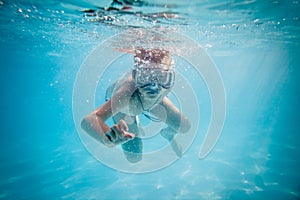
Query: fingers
118 120 134 140
118 119 129 132
122 131 135 140
108 123 135 145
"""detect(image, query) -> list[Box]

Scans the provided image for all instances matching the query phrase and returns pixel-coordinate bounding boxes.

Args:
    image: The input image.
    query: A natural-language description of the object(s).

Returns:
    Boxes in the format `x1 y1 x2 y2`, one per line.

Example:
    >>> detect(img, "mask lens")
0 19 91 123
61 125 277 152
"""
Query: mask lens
134 69 174 89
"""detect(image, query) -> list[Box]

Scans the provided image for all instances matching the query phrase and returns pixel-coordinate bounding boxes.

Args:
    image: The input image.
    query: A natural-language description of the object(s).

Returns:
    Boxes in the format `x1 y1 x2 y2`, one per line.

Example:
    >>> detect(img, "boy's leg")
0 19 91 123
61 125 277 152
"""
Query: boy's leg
160 127 182 157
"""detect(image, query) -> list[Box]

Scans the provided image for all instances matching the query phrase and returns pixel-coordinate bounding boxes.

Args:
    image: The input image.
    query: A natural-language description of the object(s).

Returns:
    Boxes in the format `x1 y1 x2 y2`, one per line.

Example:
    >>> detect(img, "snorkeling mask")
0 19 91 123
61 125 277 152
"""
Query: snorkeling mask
132 68 175 89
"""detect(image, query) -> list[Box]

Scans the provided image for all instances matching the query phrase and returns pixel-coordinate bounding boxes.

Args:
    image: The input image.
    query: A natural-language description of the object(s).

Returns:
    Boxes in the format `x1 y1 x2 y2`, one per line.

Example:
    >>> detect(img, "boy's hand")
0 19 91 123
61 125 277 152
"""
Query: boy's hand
105 120 135 145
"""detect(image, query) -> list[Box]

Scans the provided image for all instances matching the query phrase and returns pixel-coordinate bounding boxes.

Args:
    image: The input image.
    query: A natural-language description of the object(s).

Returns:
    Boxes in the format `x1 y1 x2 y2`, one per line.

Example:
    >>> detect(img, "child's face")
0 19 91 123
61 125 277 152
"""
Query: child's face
135 68 174 99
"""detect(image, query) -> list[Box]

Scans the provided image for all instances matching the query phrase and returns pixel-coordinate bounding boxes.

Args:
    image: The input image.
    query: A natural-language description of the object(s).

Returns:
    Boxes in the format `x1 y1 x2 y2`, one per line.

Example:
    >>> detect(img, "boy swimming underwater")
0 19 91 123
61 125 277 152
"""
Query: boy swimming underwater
81 48 191 163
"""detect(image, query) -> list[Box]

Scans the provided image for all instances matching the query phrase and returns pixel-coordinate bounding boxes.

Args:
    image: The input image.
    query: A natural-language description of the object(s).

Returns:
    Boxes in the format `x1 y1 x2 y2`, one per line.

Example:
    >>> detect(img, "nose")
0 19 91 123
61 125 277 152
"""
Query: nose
144 82 161 94
148 82 159 89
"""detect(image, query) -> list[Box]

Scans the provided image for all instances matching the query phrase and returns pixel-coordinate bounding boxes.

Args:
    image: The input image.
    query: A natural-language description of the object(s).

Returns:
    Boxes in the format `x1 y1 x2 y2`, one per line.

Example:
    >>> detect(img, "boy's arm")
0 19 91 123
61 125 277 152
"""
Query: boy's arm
151 97 191 133
81 80 136 147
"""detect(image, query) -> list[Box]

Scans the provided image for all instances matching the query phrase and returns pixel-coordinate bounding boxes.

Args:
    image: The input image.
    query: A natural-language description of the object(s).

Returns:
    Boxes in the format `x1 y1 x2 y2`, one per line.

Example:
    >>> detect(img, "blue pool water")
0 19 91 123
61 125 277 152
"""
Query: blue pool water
1 0 299 199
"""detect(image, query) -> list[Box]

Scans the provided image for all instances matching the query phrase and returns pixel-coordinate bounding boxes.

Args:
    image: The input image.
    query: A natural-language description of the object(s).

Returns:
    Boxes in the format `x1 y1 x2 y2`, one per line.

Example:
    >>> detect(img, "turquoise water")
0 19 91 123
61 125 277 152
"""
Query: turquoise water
1 0 299 199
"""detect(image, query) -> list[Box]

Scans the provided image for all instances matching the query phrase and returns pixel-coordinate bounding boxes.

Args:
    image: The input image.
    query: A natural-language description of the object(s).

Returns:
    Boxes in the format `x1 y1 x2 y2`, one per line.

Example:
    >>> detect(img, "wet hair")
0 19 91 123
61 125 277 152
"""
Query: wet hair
134 48 172 69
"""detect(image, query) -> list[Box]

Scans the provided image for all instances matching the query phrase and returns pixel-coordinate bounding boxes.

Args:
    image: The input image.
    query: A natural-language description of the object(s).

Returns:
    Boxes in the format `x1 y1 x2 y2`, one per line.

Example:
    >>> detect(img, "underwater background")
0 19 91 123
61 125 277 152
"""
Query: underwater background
0 0 299 199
